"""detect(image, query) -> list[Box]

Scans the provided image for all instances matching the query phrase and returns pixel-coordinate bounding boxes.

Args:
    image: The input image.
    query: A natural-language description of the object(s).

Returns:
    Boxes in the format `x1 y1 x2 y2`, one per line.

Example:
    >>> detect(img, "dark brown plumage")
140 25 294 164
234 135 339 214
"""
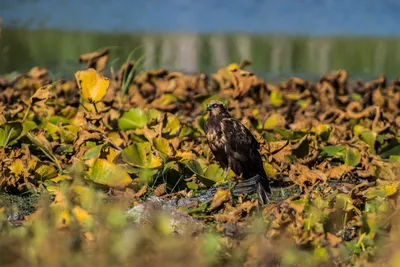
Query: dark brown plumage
204 100 271 204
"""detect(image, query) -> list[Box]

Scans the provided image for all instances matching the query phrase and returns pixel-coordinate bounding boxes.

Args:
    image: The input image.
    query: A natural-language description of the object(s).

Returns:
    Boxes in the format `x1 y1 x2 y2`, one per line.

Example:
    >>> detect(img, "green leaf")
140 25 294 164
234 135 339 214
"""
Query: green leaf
179 125 194 138
321 145 346 159
48 115 70 125
60 125 79 144
22 120 37 135
185 160 204 176
345 148 361 166
389 155 400 163
185 161 224 186
186 182 199 190
83 144 106 160
314 124 331 141
0 122 23 148
380 145 400 158
275 129 306 140
335 193 355 212
118 108 160 131
122 142 162 168
360 131 376 154
162 113 181 136
262 132 278 142
87 159 132 188
202 164 225 186
195 116 206 135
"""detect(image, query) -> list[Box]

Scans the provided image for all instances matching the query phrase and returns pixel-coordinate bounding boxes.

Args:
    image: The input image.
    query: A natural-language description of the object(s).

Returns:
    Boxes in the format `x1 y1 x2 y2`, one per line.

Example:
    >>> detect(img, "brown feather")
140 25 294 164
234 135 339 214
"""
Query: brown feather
204 101 271 203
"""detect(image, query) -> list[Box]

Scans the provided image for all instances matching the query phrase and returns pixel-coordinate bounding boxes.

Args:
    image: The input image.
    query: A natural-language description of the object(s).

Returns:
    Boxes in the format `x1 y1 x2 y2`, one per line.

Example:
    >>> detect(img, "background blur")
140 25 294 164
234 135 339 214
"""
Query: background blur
1 0 400 79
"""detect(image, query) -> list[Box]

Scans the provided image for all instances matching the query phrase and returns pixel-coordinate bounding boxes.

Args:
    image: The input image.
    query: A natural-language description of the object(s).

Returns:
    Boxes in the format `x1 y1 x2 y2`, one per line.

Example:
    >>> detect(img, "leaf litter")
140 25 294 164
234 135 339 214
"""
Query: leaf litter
0 50 399 266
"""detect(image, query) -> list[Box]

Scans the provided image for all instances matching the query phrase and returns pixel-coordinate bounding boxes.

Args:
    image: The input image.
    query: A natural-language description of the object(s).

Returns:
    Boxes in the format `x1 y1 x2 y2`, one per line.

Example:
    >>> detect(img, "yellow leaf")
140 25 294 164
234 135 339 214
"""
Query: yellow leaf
209 188 231 211
108 132 124 147
72 205 93 228
156 215 174 235
176 151 197 162
88 159 133 188
28 156 38 171
84 231 95 241
75 68 110 103
264 113 286 129
45 185 60 195
154 137 173 156
385 182 400 196
270 90 283 106
50 174 71 183
82 101 106 112
106 147 119 162
8 159 24 176
263 162 277 176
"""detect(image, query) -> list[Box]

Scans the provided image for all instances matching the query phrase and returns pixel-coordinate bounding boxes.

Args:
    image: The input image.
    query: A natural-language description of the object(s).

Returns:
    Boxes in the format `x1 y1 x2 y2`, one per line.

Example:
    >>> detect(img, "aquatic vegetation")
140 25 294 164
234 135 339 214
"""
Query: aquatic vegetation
0 50 399 266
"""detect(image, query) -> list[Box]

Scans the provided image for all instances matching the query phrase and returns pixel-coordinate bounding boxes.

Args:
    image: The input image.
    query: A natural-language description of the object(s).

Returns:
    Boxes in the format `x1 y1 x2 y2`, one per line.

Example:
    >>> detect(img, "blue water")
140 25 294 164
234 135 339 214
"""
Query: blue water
1 0 400 35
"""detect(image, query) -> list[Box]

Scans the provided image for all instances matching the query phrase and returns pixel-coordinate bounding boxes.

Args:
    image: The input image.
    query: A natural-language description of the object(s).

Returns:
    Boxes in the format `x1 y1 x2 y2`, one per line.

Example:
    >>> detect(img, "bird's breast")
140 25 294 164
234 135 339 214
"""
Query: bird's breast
206 128 224 148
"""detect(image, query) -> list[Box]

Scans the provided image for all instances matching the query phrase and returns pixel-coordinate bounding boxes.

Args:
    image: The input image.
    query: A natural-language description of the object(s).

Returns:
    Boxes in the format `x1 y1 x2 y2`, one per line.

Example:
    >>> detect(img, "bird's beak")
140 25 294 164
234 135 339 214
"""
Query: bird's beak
206 105 212 112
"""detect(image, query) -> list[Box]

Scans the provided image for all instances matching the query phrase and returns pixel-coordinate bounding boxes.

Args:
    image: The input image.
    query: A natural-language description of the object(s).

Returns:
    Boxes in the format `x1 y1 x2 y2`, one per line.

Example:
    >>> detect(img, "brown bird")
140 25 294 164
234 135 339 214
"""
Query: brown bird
204 100 271 204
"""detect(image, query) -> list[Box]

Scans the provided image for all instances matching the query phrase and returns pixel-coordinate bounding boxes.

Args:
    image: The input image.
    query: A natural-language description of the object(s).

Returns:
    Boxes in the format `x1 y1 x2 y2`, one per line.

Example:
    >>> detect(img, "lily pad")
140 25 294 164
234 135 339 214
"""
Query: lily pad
83 144 106 160
153 137 173 157
185 160 225 186
321 145 346 160
122 142 162 169
118 108 160 131
87 158 132 188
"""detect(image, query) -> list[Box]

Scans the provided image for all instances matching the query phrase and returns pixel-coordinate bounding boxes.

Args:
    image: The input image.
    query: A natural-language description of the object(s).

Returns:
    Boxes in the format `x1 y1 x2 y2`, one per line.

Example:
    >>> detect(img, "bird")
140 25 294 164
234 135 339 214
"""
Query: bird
204 100 271 204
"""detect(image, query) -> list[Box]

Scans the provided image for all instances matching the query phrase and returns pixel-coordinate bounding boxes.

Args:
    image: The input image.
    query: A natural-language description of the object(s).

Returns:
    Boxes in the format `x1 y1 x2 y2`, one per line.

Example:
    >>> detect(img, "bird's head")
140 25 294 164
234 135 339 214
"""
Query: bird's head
206 100 229 117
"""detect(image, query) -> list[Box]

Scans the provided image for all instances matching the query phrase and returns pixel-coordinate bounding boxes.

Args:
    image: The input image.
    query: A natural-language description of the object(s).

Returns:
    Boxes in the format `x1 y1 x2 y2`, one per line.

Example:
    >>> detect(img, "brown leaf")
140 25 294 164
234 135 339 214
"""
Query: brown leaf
154 183 165 197
134 185 148 198
79 49 109 72
326 232 342 247
29 66 48 79
30 86 52 104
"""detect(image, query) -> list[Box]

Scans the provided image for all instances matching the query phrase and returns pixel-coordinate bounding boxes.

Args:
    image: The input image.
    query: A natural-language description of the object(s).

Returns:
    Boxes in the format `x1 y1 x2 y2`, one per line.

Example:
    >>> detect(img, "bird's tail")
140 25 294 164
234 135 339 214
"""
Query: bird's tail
232 174 271 205
257 180 271 205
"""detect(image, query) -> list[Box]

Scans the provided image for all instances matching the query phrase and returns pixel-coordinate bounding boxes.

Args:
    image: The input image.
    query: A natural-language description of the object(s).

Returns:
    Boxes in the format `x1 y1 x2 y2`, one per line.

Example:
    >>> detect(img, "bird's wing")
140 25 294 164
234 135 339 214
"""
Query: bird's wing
221 118 260 153
220 118 264 172
221 118 271 195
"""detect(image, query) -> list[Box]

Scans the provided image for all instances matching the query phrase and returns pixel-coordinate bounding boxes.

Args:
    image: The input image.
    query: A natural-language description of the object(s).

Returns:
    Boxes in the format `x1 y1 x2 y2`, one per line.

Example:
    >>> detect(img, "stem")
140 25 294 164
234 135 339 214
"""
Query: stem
93 103 99 113
22 103 32 122
40 148 62 172
105 138 122 151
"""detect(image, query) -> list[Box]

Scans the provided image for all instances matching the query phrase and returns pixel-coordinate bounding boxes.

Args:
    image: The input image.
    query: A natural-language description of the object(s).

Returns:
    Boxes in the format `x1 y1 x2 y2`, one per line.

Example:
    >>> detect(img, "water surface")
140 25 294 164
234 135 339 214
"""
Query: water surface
1 0 400 78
